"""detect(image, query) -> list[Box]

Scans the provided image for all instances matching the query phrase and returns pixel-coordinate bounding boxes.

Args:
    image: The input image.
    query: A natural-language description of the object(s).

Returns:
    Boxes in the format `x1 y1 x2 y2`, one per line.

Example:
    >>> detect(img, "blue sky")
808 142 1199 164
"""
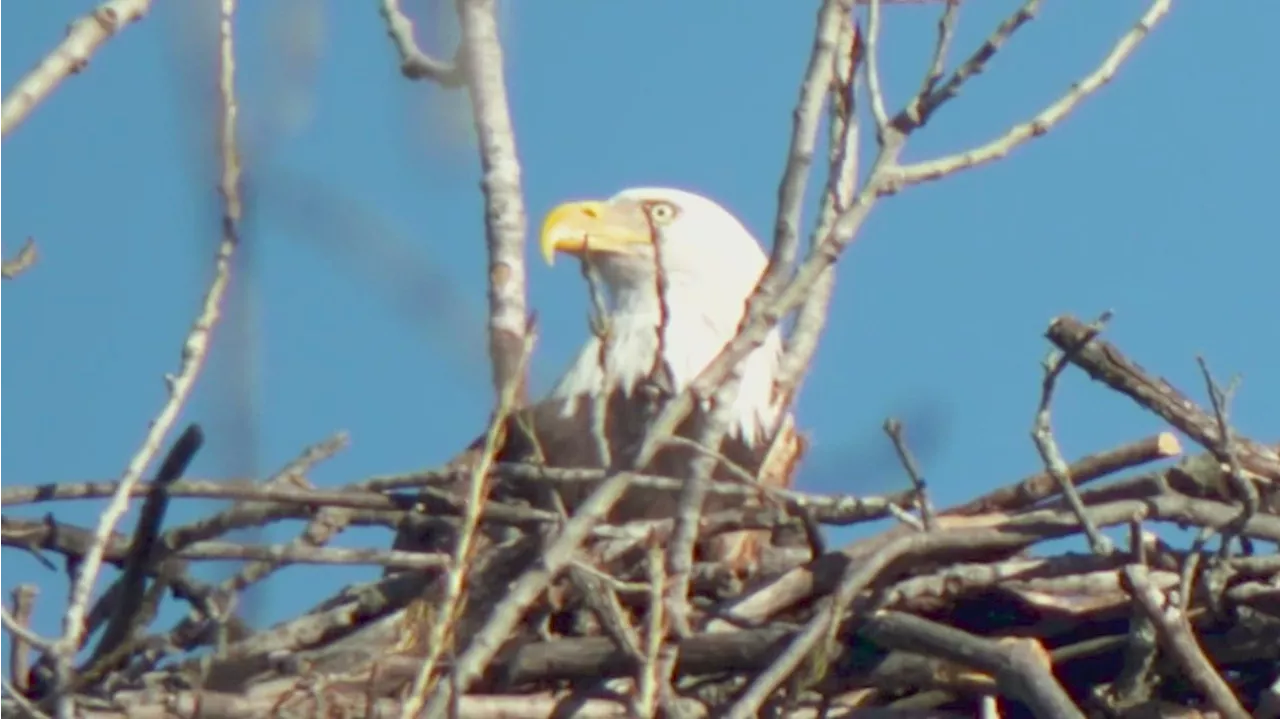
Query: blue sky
4 0 1277 669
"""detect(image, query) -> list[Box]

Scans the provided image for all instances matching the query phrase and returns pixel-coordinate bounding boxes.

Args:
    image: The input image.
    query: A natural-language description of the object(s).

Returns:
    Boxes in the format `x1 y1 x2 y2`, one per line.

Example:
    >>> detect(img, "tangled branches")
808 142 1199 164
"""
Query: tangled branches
4 318 1277 717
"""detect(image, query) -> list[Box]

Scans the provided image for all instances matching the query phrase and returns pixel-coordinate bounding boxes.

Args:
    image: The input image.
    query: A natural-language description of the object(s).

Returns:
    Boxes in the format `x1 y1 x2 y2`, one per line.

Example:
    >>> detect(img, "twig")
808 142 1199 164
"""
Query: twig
1122 565 1250 719
635 539 668 717
1196 357 1259 555
378 0 464 85
861 612 1084 719
49 0 243 707
944 432 1182 517
889 0 1172 189
421 467 640 715
916 0 959 100
759 0 848 299
1032 313 1115 556
898 0 1039 132
87 425 204 667
775 15 862 412
1046 315 1280 482
2 680 52 719
2 238 39 280
884 419 935 531
2 606 54 659
401 321 536 719
457 0 531 403
216 431 352 596
863 0 891 135
0 0 153 137
7 586 41 692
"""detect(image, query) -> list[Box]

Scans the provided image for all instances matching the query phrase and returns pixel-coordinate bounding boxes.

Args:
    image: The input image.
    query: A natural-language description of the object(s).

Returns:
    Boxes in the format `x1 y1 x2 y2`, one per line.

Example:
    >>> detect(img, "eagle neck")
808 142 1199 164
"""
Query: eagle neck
550 281 783 446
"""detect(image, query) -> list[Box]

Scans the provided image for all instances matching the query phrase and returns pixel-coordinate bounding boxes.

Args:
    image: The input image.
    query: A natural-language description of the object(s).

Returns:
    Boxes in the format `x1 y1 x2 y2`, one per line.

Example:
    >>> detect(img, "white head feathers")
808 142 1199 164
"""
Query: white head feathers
539 187 785 445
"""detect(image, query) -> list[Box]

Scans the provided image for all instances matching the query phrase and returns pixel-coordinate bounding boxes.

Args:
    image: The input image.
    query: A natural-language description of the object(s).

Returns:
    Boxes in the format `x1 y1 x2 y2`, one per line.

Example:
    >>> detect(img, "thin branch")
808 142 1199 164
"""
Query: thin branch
898 0 1039 132
944 432 1182 517
50 0 243 705
917 0 960 99
401 320 536 718
216 431 352 596
863 0 891 135
884 418 935 531
1196 357 1259 552
1122 565 1250 719
6 587 41 692
457 0 532 403
421 467 641 715
1046 314 1280 482
378 0 465 85
2 239 39 280
760 0 848 295
0 0 153 137
890 0 1172 188
775 15 861 409
88 425 203 666
1032 314 1116 556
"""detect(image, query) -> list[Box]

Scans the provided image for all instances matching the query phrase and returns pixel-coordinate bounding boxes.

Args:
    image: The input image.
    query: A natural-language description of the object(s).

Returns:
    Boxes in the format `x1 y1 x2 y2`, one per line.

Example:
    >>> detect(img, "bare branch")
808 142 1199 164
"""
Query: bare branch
402 320 536 717
1122 565 1251 719
1032 313 1116 557
457 0 532 403
760 0 849 298
378 0 464 85
0 0 152 137
863 0 891 135
50 0 244 706
6 587 41 692
890 0 1172 188
2 239 39 280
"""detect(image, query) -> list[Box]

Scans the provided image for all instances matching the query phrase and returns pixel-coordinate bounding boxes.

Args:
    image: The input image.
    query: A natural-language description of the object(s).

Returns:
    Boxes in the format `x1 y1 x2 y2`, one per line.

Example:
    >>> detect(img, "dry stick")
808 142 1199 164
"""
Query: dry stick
401 323 536 719
759 0 848 300
49 2 243 710
216 432 352 595
725 529 931 718
1046 314 1280 482
2 680 52 719
635 540 668 718
0 0 153 137
378 0 464 85
1032 314 1115 556
944 432 1182 517
2 238 39 280
87 425 204 667
863 0 891 134
861 611 1085 719
775 14 862 421
664 0 855 642
1196 357 1259 556
458 0 532 404
420 467 640 716
884 419 935 531
916 0 960 99
630 0 1093 477
7 587 41 692
1122 565 1250 719
889 0 1172 188
1111 520 1160 708
898 0 1039 132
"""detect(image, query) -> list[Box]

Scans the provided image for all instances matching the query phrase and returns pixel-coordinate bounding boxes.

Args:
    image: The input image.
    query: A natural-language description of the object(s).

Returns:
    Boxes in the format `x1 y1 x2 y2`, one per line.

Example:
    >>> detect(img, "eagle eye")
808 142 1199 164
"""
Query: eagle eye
643 200 679 225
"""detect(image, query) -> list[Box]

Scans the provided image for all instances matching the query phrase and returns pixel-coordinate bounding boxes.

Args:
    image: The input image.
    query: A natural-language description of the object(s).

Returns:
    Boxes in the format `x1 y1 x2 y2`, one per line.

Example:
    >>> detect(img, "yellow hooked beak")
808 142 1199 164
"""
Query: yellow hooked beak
538 200 652 266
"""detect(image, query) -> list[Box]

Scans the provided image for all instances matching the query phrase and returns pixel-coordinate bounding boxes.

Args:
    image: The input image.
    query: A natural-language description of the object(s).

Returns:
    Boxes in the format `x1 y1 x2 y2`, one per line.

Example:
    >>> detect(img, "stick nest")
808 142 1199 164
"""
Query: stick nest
4 315 1278 719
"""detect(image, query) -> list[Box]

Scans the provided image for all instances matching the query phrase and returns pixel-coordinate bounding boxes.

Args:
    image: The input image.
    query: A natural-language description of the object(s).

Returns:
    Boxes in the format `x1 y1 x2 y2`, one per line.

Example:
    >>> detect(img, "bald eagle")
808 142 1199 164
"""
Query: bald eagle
404 188 805 571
